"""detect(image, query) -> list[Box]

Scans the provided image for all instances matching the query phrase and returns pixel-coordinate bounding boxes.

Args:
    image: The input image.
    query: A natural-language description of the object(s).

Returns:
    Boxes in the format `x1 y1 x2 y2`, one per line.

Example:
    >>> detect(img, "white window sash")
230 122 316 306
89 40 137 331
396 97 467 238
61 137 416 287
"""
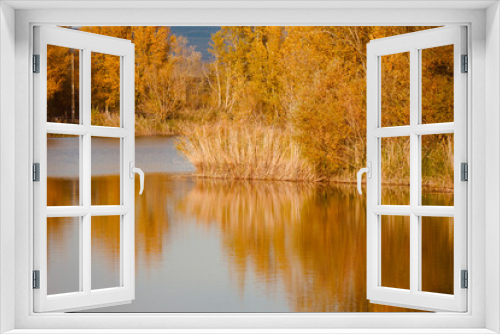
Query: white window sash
365 26 467 312
32 26 136 313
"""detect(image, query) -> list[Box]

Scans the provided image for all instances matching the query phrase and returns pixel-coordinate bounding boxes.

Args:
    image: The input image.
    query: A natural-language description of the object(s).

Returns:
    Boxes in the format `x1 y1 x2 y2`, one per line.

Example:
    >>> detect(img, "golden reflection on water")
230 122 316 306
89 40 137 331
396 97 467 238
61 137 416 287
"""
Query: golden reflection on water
47 175 453 312
381 215 410 290
91 215 121 290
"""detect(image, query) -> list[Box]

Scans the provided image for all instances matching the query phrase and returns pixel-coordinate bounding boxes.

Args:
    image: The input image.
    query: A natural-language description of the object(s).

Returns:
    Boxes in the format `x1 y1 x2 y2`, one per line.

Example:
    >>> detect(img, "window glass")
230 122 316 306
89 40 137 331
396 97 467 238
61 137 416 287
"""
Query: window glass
91 52 121 127
47 217 80 294
421 45 454 124
47 135 80 206
92 216 121 290
381 137 410 205
381 52 411 127
91 137 121 206
47 45 80 124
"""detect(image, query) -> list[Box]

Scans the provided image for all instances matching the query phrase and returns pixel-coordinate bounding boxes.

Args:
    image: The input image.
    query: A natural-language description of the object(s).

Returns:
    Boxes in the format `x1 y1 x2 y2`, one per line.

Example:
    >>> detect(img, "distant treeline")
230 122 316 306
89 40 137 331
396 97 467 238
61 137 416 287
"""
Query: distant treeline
47 26 454 186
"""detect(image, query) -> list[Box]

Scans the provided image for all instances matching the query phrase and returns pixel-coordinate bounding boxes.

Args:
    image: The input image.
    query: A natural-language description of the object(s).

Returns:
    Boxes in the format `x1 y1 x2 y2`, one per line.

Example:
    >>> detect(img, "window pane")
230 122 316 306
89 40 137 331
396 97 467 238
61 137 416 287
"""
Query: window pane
381 52 410 127
47 135 80 206
421 133 454 206
381 215 410 290
91 137 121 206
421 45 454 124
381 136 410 205
92 216 121 290
47 217 80 294
47 45 80 124
421 217 454 295
91 52 121 127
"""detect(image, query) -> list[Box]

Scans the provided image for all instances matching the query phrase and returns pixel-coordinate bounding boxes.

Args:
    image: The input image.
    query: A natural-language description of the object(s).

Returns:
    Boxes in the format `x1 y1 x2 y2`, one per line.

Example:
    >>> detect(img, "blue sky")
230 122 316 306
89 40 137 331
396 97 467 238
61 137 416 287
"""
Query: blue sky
169 26 221 61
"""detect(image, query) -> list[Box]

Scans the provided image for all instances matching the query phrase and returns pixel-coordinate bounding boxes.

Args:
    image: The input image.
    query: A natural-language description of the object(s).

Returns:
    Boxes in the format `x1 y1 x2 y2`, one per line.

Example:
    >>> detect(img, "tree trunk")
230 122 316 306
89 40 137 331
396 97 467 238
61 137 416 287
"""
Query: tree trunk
70 49 76 122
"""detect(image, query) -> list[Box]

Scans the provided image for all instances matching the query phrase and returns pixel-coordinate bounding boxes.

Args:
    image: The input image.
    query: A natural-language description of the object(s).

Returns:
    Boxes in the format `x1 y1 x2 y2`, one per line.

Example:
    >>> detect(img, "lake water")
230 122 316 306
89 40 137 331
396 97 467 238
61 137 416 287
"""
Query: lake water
46 136 453 312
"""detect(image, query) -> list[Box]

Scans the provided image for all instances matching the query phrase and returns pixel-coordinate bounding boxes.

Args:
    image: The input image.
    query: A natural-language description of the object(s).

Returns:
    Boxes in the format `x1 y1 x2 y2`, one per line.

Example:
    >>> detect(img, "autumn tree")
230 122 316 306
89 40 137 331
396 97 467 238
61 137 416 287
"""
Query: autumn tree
48 25 454 184
47 44 80 123
207 27 285 123
204 26 452 182
72 26 203 121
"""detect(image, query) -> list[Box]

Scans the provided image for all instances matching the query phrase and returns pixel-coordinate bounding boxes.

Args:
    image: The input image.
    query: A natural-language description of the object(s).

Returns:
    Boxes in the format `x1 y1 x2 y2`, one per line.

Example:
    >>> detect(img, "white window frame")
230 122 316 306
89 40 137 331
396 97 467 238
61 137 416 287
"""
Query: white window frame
33 26 136 313
1 1 499 333
365 26 467 312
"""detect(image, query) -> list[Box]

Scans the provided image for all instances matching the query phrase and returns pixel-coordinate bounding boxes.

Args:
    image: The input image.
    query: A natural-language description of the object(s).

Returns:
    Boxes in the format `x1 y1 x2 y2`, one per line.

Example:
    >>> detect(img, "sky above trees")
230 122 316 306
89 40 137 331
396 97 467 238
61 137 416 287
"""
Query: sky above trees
169 26 220 61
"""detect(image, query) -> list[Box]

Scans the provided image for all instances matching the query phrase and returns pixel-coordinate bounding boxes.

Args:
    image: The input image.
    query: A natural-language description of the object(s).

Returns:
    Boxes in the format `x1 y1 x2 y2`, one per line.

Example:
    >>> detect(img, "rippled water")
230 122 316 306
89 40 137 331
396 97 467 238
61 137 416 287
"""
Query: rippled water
46 136 453 312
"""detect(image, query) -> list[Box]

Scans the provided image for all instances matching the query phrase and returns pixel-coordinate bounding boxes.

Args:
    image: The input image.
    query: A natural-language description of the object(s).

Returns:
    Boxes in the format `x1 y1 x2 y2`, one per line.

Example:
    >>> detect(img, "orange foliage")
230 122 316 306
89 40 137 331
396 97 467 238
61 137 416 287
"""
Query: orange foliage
48 26 454 186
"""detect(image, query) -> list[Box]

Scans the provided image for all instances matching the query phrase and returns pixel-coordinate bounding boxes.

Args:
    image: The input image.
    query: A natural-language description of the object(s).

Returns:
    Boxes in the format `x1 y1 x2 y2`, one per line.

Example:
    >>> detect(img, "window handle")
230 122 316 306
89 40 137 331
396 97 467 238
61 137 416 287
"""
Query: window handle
357 162 372 195
129 162 145 195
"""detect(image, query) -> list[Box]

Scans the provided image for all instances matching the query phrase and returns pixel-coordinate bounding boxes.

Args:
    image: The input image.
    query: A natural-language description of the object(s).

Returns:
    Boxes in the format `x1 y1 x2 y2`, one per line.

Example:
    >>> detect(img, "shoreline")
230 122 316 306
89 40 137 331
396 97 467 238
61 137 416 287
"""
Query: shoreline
47 172 454 193
154 172 455 193
48 133 454 193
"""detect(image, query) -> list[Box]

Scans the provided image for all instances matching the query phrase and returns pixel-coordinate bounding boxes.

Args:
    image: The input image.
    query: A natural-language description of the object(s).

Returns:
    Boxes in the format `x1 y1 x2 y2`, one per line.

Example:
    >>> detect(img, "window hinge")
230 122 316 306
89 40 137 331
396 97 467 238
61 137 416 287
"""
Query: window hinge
33 270 40 289
33 54 40 73
33 163 40 182
461 162 468 182
461 54 468 73
461 270 468 289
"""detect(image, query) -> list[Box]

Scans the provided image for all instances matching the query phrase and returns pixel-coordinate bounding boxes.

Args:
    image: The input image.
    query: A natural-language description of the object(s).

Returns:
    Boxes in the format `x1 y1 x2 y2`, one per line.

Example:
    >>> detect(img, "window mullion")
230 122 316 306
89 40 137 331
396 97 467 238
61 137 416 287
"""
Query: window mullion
89 126 130 138
82 47 92 295
409 47 420 294
90 205 129 216
414 46 422 294
46 122 88 135
81 213 91 294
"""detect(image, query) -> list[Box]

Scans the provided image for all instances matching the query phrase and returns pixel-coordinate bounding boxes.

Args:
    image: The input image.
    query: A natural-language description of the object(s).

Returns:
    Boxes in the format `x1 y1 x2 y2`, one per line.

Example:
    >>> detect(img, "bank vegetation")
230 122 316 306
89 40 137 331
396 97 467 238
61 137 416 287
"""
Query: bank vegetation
47 26 453 188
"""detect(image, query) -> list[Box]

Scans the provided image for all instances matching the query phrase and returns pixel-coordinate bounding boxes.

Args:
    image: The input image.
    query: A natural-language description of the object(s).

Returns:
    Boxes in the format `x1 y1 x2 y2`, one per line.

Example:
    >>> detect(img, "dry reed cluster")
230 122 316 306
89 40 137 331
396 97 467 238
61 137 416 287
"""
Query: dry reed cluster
90 111 177 136
85 111 455 188
176 121 454 188
176 122 318 182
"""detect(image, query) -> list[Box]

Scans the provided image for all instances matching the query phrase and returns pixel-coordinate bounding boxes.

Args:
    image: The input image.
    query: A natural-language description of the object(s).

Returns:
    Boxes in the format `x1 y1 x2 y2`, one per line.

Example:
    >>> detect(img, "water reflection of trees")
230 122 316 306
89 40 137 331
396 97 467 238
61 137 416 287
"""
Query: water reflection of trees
177 179 424 312
47 178 80 206
47 175 172 275
47 217 80 294
134 174 172 272
47 175 453 312
91 215 121 289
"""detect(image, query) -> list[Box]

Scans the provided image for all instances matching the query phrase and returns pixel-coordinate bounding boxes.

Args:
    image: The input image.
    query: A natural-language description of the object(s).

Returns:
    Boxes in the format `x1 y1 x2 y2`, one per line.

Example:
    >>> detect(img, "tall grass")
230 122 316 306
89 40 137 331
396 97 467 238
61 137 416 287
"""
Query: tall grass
90 109 121 127
90 110 177 136
177 121 455 189
135 115 177 136
380 134 454 190
90 107 219 137
90 109 454 189
176 122 318 182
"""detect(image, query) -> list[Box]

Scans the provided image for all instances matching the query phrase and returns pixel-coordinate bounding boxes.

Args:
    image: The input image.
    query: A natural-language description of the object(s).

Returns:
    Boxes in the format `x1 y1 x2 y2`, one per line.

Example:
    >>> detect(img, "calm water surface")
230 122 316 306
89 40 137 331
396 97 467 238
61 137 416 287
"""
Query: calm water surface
46 136 453 312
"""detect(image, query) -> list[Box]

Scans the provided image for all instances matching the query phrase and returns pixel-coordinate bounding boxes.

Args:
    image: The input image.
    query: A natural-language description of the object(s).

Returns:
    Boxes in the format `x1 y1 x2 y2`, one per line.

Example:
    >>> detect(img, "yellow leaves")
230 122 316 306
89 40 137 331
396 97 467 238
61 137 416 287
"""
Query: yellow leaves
381 52 411 127
47 45 80 101
46 45 80 123
47 26 453 184
421 45 454 124
49 26 202 121
90 52 121 114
